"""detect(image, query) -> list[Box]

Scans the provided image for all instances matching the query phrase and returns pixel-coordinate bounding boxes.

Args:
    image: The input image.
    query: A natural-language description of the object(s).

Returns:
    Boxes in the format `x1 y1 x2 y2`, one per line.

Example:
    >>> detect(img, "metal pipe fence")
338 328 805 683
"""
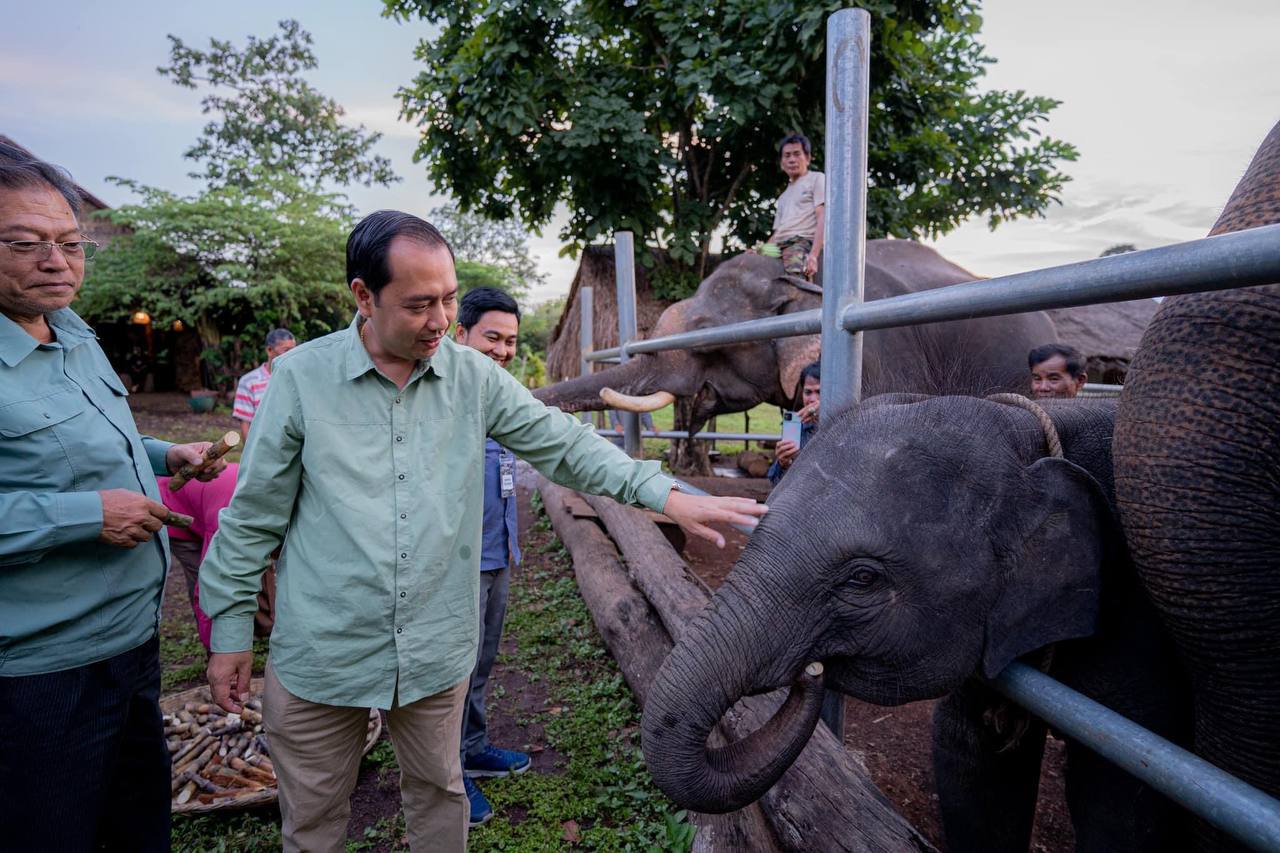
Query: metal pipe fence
578 9 1280 846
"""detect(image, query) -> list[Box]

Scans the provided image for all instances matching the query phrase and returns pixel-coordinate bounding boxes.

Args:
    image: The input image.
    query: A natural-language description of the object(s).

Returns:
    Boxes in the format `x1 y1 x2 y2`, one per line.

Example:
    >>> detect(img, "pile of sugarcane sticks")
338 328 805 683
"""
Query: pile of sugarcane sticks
166 699 274 806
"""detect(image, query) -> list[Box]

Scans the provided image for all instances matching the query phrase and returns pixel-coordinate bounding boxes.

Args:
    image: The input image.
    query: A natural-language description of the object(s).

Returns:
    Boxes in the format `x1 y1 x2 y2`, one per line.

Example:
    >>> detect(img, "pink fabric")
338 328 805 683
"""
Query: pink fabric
159 463 239 649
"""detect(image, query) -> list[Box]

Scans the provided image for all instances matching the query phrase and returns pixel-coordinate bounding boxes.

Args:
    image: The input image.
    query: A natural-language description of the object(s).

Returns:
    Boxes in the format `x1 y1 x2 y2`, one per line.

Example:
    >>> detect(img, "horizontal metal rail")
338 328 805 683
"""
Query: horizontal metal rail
1079 383 1124 397
841 223 1280 332
582 223 1280 362
990 662 1280 852
592 429 781 442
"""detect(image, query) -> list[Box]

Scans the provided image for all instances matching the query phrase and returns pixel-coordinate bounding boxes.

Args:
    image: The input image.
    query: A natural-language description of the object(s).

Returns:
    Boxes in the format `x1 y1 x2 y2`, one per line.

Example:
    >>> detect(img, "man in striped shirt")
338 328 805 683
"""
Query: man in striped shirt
232 327 296 439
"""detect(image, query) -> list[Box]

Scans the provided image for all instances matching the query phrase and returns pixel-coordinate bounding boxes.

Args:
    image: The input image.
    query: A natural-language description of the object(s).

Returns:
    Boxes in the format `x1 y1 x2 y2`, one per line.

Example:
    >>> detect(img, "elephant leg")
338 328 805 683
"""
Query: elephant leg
933 680 1047 853
1063 740 1191 853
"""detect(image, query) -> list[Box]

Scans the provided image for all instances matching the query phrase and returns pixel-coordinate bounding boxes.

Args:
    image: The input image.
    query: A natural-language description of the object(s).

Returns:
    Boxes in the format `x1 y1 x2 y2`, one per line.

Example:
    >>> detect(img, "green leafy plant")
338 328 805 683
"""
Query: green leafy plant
387 0 1077 284
160 19 398 191
79 170 353 387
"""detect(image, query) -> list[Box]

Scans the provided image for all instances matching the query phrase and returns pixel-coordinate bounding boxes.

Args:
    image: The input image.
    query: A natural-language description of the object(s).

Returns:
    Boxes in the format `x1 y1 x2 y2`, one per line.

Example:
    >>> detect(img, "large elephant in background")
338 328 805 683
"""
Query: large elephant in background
1114 121 1280 851
640 396 1192 852
534 241 1057 424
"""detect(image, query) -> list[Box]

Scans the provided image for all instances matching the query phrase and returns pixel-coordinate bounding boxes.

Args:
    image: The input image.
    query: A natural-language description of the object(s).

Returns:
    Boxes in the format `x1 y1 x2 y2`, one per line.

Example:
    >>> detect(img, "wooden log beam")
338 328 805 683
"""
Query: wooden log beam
580 492 935 853
537 479 782 853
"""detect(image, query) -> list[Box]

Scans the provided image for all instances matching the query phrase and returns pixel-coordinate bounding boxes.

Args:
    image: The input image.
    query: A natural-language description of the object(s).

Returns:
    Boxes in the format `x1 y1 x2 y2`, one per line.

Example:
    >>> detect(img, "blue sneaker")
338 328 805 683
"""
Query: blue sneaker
463 744 532 778
464 775 493 827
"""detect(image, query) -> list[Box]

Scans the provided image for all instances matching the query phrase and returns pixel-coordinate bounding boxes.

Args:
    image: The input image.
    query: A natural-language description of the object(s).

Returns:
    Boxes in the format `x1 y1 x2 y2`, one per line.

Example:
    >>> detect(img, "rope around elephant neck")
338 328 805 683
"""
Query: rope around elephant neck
986 393 1064 459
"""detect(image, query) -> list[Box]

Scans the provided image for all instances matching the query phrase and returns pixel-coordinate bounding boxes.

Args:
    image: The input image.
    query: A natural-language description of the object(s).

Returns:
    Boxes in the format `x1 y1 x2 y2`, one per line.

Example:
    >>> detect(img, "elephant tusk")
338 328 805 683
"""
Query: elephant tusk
600 388 676 413
804 661 824 678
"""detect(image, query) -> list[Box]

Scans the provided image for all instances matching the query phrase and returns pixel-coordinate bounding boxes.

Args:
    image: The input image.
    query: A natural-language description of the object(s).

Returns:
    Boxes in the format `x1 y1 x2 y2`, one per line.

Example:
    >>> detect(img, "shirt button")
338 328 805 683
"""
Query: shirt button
398 473 405 480
400 513 407 520
400 591 406 598
396 435 403 442
394 397 402 404
401 552 408 559
396 626 403 634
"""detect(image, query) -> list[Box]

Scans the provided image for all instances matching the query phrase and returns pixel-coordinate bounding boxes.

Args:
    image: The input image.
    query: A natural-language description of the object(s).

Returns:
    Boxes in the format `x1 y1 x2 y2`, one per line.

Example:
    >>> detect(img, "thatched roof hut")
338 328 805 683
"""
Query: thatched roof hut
1045 298 1162 384
546 246 722 381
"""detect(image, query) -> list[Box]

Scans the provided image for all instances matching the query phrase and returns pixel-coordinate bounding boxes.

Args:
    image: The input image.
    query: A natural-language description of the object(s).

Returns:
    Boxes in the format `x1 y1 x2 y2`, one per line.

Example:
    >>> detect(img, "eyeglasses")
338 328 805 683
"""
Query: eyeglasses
0 239 100 261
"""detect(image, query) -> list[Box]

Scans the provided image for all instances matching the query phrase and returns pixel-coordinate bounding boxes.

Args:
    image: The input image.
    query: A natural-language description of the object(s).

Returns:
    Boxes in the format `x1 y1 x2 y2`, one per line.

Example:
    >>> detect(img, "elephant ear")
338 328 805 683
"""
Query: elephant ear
776 335 822 403
980 457 1111 678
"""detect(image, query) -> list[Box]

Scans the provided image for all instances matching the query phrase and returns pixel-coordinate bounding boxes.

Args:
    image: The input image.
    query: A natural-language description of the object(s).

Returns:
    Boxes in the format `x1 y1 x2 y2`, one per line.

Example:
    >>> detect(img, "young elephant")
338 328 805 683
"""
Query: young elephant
641 395 1192 852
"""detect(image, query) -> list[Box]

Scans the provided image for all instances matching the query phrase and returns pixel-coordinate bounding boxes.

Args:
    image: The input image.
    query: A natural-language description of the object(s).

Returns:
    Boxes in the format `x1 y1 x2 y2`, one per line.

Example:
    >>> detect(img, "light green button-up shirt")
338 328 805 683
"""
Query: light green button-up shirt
0 308 172 675
200 320 674 709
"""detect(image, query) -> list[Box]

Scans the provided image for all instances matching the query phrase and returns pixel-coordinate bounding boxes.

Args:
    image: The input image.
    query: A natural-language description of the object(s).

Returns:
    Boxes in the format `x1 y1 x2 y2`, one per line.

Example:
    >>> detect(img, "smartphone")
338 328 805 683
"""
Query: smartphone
781 410 803 445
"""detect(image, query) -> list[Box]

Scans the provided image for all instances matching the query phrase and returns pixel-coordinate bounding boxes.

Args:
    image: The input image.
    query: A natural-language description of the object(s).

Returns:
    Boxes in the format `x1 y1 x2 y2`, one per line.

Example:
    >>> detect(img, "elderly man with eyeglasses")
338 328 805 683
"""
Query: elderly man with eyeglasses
0 143 225 851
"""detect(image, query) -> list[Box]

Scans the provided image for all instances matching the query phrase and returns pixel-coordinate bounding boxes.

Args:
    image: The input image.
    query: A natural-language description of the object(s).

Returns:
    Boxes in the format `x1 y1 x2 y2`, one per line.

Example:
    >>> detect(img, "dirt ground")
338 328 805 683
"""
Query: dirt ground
678 476 1075 852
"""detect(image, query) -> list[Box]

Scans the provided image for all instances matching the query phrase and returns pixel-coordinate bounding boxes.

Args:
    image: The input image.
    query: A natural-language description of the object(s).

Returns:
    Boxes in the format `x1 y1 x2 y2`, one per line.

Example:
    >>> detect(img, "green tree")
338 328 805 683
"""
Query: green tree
518 297 566 359
386 0 1077 292
431 203 548 296
160 19 398 190
79 170 353 389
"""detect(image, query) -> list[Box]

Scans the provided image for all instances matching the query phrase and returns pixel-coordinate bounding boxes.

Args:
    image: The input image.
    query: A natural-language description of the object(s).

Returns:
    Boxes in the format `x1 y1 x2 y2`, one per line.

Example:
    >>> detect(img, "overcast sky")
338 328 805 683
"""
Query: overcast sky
3 0 1277 304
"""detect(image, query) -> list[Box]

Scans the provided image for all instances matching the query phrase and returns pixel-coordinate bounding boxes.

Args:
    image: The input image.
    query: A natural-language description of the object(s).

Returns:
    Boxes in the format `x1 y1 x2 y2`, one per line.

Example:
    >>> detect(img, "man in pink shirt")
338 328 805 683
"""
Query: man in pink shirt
233 328 297 440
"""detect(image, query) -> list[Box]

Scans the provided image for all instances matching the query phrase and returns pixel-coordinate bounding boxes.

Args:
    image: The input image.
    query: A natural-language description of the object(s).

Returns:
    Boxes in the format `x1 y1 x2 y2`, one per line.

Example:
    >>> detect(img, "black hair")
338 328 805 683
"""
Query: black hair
778 133 812 159
265 328 295 349
345 210 454 298
800 360 821 384
1028 343 1085 377
0 142 82 216
457 287 520 329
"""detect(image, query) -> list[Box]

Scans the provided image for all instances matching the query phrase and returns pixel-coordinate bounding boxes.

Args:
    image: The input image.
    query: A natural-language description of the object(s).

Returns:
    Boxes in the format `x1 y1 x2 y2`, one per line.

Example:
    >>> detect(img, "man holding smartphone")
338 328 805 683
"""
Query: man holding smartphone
768 361 820 486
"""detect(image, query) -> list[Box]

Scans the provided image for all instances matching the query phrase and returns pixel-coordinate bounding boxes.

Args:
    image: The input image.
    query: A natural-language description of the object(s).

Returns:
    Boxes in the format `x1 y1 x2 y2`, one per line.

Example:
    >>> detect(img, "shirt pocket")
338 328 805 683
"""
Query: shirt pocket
0 389 87 490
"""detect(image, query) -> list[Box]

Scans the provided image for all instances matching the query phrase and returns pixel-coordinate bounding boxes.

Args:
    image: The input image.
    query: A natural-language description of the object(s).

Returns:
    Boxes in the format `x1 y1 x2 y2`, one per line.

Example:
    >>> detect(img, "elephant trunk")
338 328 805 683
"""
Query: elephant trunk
641 608 826 813
533 358 653 413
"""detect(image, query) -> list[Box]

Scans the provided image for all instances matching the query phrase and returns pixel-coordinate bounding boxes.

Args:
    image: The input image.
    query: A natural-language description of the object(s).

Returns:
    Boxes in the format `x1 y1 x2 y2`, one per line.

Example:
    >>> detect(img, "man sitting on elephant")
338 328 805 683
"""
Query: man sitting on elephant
767 361 820 486
1029 343 1088 399
766 132 825 279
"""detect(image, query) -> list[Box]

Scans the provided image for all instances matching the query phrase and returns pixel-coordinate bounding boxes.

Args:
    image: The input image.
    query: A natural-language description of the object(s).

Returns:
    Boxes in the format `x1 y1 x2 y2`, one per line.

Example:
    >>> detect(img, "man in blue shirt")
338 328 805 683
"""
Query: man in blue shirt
767 361 820 486
0 144 223 850
451 287 528 825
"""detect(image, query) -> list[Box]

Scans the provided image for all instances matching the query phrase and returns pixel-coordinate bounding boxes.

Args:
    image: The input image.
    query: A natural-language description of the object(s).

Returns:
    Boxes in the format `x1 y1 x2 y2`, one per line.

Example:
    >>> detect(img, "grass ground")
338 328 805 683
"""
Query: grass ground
587 402 783 462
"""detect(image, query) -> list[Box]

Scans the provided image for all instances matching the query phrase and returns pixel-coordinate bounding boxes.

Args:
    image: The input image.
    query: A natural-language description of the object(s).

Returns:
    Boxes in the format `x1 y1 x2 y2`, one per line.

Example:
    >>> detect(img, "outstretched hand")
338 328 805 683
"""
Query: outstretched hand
661 488 768 549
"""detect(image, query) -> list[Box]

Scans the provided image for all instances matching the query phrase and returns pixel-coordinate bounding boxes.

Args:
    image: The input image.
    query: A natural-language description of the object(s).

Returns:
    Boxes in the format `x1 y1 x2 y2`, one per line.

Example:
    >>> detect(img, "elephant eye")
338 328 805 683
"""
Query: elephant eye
847 564 879 589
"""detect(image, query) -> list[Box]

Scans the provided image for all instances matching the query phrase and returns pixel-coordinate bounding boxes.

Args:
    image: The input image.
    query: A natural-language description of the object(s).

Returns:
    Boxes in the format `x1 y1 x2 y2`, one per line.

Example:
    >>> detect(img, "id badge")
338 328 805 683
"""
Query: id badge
499 450 515 498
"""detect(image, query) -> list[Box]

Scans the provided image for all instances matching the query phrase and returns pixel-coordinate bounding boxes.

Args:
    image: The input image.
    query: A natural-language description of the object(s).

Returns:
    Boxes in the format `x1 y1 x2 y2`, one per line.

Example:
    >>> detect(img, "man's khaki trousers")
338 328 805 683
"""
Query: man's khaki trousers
263 665 469 853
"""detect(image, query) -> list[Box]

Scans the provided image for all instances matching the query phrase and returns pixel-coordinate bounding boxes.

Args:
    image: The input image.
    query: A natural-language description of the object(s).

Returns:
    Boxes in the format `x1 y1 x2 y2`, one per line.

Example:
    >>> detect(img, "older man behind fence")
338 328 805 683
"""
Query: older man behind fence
199 210 768 852
0 144 225 851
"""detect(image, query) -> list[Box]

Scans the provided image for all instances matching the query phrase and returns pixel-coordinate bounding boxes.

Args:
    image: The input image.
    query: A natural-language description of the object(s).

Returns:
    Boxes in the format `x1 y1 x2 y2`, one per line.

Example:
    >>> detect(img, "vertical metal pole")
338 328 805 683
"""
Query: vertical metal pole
578 286 594 424
817 7 871 740
614 232 642 457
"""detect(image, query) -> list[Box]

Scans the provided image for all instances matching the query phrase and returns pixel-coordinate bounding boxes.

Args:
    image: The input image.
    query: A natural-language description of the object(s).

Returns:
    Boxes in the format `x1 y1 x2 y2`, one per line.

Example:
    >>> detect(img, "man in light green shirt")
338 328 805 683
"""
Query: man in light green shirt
200 210 766 852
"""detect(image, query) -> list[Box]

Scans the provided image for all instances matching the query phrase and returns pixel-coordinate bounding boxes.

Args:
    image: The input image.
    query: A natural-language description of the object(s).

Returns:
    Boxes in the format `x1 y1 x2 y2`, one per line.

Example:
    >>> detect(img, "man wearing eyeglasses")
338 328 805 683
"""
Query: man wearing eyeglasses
0 144 225 852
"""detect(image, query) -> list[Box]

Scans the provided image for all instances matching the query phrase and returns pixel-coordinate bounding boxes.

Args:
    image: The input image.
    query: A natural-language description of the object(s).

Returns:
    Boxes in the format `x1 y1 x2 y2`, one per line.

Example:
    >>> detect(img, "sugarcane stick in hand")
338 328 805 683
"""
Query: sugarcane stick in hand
168 431 239 491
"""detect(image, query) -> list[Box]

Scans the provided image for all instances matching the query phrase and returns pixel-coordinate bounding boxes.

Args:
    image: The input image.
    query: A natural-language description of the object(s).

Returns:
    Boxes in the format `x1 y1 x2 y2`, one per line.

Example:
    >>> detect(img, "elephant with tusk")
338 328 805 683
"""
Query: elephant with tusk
533 241 1059 425
641 395 1194 852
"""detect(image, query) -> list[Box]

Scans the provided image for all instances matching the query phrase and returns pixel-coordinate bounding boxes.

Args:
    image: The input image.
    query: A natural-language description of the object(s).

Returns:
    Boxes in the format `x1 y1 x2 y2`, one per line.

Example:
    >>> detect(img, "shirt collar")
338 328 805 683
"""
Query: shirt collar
0 307 96 367
342 315 451 383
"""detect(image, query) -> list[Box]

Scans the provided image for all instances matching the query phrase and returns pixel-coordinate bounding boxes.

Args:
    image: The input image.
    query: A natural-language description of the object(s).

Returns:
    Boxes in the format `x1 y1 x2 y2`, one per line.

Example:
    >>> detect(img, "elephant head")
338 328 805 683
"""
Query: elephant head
534 241 1058 427
534 252 821 423
641 396 1120 813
